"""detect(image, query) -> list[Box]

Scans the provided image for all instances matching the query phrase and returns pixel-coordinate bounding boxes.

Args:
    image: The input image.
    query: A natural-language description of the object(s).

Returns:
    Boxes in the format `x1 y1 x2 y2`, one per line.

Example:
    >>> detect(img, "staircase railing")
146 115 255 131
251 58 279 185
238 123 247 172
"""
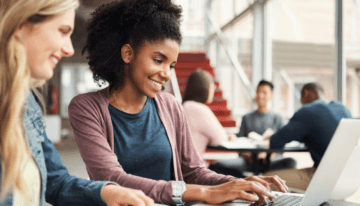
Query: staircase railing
170 69 182 103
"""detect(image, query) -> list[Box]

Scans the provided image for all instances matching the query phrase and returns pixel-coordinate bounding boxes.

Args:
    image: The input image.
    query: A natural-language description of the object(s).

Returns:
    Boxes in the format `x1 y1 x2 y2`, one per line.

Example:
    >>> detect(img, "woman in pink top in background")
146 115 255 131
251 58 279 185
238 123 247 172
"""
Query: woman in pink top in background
182 69 249 178
182 69 236 158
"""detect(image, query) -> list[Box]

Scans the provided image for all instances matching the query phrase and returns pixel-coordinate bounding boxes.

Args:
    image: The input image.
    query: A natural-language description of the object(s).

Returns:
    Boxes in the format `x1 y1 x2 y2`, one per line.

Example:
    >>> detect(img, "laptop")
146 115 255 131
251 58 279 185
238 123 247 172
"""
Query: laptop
294 119 360 205
188 119 360 206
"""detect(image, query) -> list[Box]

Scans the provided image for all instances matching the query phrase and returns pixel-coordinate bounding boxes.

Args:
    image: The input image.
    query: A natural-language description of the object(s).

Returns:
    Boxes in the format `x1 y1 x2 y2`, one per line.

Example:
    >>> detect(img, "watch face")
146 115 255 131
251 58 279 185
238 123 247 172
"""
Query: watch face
173 182 185 196
173 184 183 196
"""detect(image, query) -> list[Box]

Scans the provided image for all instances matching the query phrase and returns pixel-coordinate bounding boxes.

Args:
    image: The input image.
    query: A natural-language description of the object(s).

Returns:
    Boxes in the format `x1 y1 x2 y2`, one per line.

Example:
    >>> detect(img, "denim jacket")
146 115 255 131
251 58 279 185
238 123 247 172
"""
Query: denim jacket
1 92 110 206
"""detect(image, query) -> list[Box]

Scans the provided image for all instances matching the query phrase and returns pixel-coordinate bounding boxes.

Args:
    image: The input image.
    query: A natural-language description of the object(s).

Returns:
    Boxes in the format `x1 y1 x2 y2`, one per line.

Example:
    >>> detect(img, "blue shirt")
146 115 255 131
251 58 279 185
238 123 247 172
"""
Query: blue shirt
109 97 173 181
0 92 110 206
270 100 352 167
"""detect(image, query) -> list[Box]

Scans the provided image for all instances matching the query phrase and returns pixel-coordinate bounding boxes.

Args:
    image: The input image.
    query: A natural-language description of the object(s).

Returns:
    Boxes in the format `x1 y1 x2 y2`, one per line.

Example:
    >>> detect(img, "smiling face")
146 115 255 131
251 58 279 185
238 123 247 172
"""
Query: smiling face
255 84 273 108
124 39 179 98
14 9 75 80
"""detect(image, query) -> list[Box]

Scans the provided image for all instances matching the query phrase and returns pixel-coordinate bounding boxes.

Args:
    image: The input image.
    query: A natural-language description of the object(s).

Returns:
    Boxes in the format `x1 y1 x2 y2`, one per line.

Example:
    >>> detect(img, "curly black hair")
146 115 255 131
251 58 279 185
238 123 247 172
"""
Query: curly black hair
83 0 182 90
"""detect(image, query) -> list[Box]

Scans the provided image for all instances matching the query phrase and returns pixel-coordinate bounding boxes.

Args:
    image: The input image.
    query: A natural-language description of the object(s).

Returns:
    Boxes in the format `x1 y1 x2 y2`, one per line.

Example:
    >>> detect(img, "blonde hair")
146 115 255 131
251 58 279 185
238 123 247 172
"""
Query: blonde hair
0 0 78 199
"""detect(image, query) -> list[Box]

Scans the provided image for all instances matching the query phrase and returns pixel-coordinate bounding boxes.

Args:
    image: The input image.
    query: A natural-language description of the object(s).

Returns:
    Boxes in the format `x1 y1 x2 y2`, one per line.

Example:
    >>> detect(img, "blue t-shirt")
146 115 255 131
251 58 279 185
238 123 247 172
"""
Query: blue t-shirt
109 97 173 181
270 100 352 167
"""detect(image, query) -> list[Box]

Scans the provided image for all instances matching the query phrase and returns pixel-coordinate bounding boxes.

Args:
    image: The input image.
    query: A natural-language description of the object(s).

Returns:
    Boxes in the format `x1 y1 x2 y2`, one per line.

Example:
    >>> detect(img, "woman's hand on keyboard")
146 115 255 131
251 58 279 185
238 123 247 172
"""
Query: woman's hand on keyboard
244 175 289 193
101 184 154 206
197 178 277 204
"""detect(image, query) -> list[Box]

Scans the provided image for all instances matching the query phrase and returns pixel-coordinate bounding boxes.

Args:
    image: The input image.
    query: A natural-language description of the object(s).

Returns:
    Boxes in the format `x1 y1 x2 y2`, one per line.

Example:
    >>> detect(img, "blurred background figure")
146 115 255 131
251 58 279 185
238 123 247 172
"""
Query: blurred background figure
238 80 297 173
182 69 238 167
266 83 352 191
238 80 283 138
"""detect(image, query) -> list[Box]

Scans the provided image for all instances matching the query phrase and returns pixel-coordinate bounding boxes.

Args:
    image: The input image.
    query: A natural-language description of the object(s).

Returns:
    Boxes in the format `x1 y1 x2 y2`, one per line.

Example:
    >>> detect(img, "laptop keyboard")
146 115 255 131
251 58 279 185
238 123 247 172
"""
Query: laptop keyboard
250 194 303 206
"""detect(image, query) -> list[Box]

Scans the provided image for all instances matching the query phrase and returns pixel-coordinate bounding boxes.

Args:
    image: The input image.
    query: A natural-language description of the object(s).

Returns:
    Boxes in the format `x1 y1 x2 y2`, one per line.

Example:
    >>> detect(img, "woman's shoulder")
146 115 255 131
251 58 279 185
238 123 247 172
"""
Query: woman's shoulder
154 91 187 122
183 100 210 111
154 91 180 108
68 87 110 115
70 87 109 106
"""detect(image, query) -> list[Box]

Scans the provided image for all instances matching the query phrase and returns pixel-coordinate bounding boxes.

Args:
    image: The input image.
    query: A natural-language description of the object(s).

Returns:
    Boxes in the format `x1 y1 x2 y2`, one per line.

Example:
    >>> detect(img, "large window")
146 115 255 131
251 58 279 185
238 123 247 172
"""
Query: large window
60 63 108 117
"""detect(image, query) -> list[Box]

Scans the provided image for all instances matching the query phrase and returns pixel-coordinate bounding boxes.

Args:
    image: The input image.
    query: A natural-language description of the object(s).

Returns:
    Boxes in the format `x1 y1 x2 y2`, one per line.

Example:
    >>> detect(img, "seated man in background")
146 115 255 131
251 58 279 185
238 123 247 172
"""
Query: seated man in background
238 80 297 172
265 82 352 191
238 80 283 138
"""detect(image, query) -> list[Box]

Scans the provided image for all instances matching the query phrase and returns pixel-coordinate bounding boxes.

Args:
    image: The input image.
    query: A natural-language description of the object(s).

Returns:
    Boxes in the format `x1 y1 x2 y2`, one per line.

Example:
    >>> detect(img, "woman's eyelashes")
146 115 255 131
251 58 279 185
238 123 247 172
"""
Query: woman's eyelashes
154 59 162 64
59 27 72 36
153 59 176 69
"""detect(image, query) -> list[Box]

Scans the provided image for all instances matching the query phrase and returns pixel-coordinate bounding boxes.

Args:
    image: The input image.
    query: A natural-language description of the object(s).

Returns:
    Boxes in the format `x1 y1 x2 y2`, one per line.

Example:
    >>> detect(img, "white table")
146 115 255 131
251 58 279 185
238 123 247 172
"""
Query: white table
155 199 360 206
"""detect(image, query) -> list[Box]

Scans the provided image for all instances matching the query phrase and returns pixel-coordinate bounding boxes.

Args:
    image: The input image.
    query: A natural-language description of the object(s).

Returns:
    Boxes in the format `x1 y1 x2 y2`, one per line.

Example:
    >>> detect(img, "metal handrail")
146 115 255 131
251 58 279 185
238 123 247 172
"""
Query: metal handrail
170 69 182 103
205 9 255 99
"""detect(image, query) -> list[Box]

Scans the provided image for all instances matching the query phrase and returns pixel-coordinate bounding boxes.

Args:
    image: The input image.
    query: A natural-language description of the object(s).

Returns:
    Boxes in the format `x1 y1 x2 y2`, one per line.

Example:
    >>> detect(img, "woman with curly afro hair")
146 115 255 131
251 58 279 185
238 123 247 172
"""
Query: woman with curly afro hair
68 0 288 205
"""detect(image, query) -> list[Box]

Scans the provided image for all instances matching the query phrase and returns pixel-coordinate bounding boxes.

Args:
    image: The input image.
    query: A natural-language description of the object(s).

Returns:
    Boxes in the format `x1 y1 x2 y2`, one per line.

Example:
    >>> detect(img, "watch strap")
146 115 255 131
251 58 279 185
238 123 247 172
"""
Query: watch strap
172 181 186 205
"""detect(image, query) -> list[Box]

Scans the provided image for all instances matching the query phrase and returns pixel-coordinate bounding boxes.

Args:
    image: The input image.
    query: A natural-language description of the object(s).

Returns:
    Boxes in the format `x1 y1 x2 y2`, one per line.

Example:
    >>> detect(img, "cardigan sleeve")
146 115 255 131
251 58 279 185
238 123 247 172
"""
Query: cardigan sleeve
68 94 174 204
173 100 235 185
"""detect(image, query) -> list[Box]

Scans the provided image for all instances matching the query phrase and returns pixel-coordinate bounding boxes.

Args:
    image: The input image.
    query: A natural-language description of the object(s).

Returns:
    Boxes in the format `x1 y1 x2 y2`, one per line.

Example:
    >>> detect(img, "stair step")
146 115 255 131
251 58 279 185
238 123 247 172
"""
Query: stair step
175 64 213 71
217 116 237 127
207 99 227 106
177 59 210 64
178 85 222 92
175 73 212 80
175 70 215 77
176 69 215 79
175 61 211 66
180 90 222 97
177 82 220 88
177 52 207 62
207 105 231 116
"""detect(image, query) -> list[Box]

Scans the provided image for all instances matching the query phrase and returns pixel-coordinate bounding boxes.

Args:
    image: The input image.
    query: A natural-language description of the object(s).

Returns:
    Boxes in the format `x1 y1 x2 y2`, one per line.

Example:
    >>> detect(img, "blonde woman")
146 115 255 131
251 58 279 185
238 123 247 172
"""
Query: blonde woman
0 0 154 205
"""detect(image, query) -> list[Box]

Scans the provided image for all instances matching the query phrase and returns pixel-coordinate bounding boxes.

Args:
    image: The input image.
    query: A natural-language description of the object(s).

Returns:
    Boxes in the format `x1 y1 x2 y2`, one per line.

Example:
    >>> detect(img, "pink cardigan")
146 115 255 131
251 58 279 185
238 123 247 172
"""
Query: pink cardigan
68 87 233 204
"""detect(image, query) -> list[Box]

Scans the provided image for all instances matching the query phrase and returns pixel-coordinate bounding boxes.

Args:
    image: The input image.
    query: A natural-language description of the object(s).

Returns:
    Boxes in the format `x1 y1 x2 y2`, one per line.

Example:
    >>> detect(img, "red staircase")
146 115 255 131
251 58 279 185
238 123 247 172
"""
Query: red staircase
174 52 236 128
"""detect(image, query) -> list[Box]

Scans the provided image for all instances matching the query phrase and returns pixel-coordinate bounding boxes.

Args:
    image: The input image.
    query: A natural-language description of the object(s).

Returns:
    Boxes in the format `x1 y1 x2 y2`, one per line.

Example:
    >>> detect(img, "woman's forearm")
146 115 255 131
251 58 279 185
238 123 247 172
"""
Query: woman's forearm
182 184 208 202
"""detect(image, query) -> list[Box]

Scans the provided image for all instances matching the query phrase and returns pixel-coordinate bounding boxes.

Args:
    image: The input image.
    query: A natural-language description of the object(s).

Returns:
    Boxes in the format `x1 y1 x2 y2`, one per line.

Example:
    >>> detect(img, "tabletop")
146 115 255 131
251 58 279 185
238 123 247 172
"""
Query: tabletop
154 199 360 206
207 138 308 153
207 144 308 153
206 139 308 175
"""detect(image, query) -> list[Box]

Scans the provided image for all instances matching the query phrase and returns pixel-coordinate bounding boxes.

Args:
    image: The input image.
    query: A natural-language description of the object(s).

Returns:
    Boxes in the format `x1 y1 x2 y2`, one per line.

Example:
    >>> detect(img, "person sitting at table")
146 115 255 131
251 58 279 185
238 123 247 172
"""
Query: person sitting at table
68 0 289 205
265 82 352 191
238 80 297 173
182 69 243 175
238 80 283 138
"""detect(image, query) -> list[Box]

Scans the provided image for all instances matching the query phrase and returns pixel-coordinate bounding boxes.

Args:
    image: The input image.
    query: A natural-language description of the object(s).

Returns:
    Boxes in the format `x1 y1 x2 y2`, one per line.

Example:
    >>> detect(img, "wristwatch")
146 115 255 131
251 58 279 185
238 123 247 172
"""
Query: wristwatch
172 181 186 205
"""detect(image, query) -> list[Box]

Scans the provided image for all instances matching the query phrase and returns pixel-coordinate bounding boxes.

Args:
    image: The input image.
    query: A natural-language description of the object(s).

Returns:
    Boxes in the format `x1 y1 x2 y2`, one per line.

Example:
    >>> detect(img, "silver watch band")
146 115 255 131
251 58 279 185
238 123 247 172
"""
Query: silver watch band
172 181 186 205
172 196 185 205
